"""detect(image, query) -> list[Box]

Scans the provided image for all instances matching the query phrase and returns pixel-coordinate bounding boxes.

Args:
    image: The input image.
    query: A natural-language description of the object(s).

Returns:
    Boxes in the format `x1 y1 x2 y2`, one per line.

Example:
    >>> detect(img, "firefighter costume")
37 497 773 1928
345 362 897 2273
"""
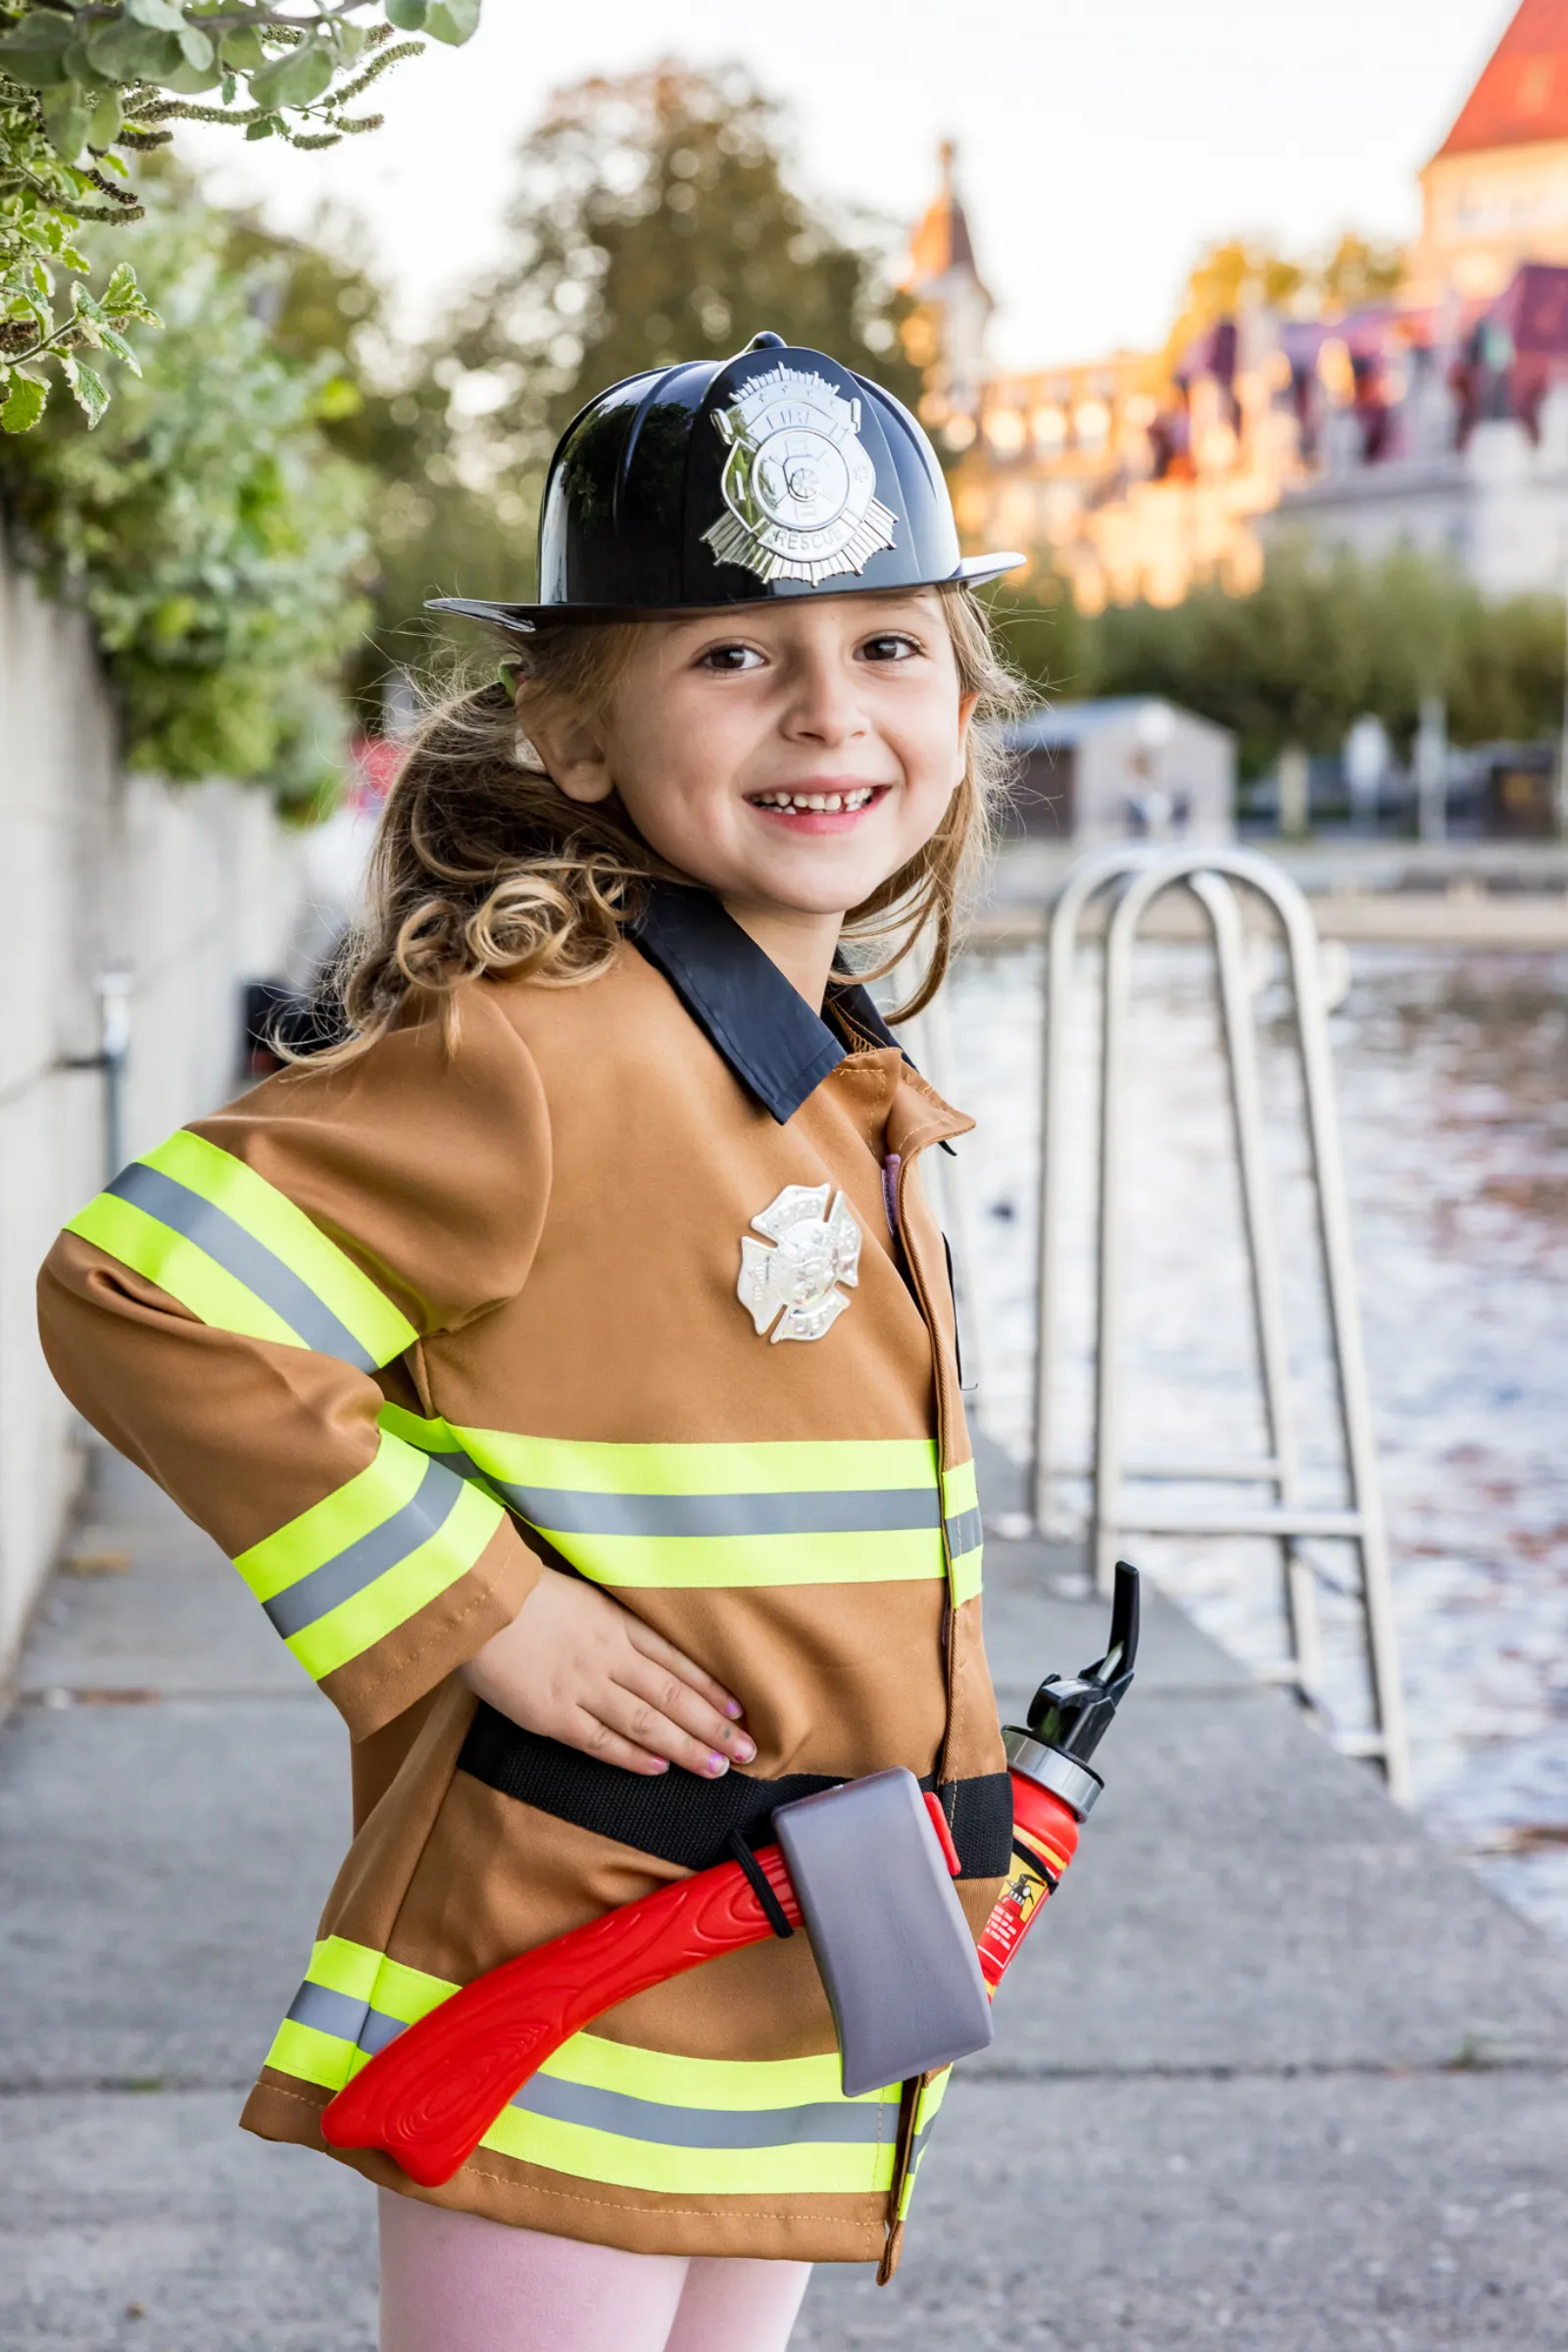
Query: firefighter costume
36 333 1023 2268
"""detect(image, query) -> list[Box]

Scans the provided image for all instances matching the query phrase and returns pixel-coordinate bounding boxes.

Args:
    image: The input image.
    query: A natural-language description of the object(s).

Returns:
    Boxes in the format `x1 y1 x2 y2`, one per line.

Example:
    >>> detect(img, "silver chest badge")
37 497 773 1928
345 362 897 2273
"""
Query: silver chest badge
738 1184 862 1344
703 364 898 587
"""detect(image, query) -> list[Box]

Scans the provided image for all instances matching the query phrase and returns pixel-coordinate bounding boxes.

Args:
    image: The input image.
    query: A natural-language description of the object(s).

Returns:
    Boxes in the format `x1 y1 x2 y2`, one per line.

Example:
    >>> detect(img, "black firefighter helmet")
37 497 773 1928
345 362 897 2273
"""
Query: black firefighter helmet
428 331 1023 631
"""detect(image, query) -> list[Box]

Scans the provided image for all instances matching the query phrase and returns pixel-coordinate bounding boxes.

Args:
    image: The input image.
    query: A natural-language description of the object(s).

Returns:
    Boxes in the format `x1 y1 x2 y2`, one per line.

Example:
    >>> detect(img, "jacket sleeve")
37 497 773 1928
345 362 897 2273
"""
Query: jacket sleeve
36 981 551 1740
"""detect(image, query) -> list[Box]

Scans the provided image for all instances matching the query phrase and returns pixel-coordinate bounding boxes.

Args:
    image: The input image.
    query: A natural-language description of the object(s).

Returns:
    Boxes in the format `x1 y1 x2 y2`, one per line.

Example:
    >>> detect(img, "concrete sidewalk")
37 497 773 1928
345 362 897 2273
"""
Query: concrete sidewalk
3 1445 1567 2350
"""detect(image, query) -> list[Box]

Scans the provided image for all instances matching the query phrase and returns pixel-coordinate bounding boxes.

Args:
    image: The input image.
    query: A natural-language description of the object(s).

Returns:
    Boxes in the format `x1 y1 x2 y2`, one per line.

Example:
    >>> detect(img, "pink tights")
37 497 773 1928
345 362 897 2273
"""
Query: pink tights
378 2189 813 2352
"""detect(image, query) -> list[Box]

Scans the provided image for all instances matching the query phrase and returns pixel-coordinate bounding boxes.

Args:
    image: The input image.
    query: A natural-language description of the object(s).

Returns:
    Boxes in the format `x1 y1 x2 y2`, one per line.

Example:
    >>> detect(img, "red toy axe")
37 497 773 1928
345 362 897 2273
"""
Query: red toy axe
322 1564 1140 2188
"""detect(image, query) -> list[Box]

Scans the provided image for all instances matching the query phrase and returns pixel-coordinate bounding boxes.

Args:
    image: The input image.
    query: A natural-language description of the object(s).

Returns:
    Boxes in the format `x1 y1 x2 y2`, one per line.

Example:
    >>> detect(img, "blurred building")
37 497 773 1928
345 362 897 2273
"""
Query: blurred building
1409 0 1568 301
1005 698 1236 844
913 2 1568 610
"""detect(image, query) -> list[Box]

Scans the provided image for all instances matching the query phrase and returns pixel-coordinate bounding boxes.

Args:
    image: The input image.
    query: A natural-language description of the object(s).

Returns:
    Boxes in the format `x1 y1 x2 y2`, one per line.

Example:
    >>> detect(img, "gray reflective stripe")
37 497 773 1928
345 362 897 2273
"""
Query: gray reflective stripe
287 1980 411 2054
945 1506 984 1558
286 1977 929 2158
511 2072 894 2149
108 1162 375 1372
287 1980 368 2041
499 1485 943 1541
262 1458 466 1639
357 2005 409 2057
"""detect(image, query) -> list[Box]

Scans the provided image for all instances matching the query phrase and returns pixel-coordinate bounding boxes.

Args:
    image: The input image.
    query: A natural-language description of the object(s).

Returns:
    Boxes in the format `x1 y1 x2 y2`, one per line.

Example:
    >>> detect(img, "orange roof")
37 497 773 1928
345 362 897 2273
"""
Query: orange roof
1434 0 1568 158
905 141 987 293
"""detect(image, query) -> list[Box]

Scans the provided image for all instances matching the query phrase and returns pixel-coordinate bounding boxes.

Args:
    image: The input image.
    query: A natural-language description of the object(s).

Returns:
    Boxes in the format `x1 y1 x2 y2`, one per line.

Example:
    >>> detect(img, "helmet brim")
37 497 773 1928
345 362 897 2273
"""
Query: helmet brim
425 552 1027 635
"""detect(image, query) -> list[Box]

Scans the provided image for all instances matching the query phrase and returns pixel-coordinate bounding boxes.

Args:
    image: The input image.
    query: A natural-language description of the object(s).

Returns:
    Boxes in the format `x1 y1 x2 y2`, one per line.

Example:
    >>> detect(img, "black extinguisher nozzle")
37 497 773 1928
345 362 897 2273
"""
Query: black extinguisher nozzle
1025 1561 1141 1767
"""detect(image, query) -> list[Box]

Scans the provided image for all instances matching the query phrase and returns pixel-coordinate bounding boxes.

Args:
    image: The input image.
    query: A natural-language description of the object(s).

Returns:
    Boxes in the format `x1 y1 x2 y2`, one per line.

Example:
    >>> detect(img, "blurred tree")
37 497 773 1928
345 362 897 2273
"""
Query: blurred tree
435 64 919 548
1002 547 1564 777
1318 230 1405 313
1163 230 1405 373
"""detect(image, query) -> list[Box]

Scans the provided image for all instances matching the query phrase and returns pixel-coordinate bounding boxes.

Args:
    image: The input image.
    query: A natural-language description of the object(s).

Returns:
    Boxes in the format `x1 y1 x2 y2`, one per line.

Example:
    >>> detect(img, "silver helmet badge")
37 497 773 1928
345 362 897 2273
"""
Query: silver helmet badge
737 1183 862 1344
703 364 898 588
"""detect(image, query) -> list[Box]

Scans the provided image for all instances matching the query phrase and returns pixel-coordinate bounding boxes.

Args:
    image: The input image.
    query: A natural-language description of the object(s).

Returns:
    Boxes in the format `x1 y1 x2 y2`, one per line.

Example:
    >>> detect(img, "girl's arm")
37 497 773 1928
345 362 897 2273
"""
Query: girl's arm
34 985 743 1771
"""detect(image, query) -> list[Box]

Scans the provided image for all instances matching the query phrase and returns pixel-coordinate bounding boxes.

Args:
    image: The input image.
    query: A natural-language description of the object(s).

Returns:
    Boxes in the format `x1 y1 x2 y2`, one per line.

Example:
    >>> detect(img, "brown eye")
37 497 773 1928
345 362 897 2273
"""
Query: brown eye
698 643 764 671
860 633 920 662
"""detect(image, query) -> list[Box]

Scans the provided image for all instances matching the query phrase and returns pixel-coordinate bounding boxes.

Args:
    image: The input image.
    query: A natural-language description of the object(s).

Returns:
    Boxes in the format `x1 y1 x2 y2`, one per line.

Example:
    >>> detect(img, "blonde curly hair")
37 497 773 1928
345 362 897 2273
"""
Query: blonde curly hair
297 584 1021 1065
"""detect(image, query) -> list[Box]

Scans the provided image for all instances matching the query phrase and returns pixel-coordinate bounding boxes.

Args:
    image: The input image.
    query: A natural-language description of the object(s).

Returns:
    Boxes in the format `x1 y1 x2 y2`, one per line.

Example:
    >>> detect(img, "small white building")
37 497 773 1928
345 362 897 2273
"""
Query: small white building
1004 698 1236 844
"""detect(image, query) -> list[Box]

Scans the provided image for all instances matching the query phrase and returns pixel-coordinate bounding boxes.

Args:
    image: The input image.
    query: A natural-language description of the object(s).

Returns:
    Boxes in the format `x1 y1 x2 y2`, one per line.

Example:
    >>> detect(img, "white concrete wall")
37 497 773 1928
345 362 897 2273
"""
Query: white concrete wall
0 531 303 1673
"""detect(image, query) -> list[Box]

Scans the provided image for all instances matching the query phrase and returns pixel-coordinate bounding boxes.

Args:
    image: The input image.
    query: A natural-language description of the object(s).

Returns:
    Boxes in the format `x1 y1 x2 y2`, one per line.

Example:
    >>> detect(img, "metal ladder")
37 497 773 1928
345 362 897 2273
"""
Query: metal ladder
1028 843 1411 1802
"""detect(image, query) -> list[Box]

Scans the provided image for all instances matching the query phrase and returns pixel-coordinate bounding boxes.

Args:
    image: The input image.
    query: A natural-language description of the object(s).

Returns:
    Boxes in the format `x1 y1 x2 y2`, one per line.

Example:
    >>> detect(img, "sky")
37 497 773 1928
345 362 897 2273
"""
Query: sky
183 0 1518 368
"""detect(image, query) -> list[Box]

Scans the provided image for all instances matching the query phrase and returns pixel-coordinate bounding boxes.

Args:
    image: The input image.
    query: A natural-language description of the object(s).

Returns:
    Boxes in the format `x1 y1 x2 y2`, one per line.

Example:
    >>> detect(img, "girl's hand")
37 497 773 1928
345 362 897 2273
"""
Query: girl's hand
460 1569 755 1779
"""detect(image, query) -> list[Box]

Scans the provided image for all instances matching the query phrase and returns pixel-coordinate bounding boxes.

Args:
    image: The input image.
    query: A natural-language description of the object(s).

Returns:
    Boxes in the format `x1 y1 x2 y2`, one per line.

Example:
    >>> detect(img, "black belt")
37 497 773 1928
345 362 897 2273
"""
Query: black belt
458 1702 1013 1880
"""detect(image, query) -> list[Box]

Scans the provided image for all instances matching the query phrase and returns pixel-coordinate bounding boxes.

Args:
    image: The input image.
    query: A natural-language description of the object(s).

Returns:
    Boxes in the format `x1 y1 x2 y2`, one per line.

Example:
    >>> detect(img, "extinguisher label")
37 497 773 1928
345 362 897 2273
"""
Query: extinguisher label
977 1823 1066 1988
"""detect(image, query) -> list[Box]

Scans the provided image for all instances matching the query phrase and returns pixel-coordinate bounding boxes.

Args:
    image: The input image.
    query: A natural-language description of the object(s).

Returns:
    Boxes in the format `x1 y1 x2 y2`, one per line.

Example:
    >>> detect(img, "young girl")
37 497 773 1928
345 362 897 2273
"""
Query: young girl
37 333 1024 2352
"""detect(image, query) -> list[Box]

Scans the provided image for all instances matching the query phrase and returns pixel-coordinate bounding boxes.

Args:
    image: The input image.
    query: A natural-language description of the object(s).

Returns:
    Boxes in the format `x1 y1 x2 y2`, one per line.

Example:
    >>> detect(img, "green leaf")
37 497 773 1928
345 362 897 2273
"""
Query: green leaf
332 22 367 61
424 0 480 42
314 372 363 420
159 52 223 90
244 113 277 140
96 321 142 372
0 11 76 87
219 26 264 72
85 20 184 80
384 0 429 27
88 88 124 149
102 262 139 312
249 42 335 110
178 25 215 69
31 258 55 301
41 83 93 163
63 39 115 92
62 353 110 427
124 0 191 27
1 374 49 435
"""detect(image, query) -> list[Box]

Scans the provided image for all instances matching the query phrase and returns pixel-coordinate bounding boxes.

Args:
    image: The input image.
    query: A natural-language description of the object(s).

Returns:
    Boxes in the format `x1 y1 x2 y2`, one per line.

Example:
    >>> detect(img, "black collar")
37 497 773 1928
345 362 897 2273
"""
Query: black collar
631 883 905 1124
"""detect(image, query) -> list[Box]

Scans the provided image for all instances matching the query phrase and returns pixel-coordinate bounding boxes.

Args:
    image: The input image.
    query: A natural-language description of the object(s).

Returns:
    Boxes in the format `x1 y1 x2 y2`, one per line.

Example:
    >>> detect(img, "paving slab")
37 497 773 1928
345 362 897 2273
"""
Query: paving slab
2 2090 375 2352
799 2071 1568 2352
0 1695 346 2085
2 1442 1565 2350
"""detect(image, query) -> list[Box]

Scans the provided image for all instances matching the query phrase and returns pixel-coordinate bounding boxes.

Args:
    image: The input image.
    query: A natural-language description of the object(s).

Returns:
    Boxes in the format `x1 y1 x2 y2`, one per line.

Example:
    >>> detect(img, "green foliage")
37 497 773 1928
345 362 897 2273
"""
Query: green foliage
0 203 371 800
0 2 481 430
1005 546 1565 776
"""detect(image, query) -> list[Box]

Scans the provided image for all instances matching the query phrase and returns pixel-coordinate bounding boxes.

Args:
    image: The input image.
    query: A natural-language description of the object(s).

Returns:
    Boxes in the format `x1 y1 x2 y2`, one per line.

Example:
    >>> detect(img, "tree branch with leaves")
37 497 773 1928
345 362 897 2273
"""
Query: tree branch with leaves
0 0 479 429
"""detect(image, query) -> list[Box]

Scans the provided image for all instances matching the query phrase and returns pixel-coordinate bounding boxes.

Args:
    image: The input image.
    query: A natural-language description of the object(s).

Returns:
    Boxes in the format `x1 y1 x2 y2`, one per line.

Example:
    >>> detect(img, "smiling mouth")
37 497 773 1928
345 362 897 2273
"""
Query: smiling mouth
747 786 887 817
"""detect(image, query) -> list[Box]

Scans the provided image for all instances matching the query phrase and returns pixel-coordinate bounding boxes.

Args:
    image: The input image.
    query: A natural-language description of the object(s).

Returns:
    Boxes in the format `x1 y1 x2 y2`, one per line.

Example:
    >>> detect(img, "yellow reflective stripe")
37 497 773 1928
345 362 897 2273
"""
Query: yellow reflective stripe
378 1402 464 1454
543 1528 943 1591
898 2070 952 2219
143 1131 416 1368
233 1432 430 1605
304 1936 401 2005
284 1478 503 1680
67 1192 300 1349
479 2104 896 2197
538 2034 880 2113
943 1456 984 1604
455 1431 940 1498
265 2017 358 2091
266 1935 916 2196
365 1951 460 2025
943 1460 979 1515
950 1545 983 1606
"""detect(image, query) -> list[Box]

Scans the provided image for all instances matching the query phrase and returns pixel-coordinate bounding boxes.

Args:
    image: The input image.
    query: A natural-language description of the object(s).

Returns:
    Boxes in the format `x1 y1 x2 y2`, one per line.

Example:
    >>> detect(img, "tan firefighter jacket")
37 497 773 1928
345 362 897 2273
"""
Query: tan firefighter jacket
37 882 1009 2269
